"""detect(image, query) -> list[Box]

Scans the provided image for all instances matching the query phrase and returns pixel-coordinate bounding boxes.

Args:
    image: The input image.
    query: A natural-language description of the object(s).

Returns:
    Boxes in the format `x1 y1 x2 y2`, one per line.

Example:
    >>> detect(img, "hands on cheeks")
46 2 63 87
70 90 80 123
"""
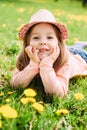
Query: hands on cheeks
25 46 40 71
25 45 59 69
40 45 60 68
25 46 40 63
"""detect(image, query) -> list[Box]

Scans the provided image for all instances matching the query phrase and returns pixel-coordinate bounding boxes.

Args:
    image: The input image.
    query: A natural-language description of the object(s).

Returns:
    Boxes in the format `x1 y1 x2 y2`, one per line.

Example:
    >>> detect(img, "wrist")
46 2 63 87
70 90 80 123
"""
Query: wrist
29 60 39 72
40 59 53 68
39 61 53 71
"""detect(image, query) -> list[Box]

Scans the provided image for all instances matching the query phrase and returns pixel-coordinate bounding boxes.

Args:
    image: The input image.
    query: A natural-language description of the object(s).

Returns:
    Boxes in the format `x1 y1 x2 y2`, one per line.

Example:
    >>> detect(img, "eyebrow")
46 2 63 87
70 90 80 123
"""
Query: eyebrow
30 33 39 37
31 32 54 36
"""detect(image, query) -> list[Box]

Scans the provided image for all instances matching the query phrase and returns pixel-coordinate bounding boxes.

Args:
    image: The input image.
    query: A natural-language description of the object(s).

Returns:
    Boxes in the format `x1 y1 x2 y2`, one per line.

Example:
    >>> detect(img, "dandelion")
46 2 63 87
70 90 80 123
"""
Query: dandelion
17 18 21 22
56 109 69 115
0 105 18 118
0 92 4 96
24 88 36 97
2 4 6 7
8 91 13 95
73 37 79 43
0 120 2 128
74 93 84 100
17 8 25 13
2 24 7 28
20 97 36 104
5 98 11 102
32 102 44 112
28 97 36 103
20 98 29 104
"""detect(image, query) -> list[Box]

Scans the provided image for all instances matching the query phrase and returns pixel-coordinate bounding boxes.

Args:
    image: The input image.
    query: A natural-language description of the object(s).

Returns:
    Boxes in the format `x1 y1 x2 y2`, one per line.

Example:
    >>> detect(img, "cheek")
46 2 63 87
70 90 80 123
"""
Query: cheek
50 40 58 47
29 40 38 47
29 41 34 46
29 41 36 48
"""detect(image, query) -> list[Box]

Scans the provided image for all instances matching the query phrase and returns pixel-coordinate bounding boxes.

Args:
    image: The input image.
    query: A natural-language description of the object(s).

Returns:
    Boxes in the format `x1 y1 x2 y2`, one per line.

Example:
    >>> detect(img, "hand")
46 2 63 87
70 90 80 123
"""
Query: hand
40 45 60 67
25 46 40 68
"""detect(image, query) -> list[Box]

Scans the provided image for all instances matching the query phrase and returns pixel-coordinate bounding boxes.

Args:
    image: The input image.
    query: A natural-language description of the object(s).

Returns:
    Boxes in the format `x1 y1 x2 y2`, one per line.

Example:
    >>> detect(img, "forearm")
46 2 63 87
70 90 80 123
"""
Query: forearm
10 64 39 88
40 65 68 97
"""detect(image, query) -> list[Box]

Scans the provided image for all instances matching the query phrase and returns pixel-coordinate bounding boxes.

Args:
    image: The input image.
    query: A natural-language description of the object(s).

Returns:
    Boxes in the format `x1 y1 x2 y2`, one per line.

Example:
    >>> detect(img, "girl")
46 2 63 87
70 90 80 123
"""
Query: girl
10 9 87 98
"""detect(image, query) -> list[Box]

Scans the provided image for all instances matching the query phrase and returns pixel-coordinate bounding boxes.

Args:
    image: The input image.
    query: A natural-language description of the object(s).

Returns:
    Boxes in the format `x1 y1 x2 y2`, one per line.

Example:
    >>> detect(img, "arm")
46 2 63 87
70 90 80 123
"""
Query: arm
39 45 69 97
10 63 39 88
10 46 40 88
40 63 69 97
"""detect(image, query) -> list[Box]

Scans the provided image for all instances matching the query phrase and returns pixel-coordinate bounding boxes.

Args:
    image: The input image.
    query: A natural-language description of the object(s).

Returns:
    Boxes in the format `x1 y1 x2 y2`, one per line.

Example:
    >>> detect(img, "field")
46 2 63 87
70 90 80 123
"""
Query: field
0 0 87 129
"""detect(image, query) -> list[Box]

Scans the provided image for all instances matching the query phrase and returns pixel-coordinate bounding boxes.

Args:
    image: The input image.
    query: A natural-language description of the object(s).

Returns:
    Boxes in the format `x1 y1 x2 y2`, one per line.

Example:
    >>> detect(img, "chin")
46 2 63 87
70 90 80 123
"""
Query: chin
39 55 47 60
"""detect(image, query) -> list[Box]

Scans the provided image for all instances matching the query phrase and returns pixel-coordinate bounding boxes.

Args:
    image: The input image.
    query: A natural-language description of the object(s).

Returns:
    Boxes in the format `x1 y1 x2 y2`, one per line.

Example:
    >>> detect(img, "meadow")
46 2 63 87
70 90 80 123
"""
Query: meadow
0 0 87 129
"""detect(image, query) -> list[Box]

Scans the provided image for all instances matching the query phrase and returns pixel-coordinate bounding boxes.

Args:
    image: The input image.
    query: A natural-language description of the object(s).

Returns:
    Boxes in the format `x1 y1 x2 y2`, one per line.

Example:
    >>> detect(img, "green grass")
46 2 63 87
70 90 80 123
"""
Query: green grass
0 0 87 129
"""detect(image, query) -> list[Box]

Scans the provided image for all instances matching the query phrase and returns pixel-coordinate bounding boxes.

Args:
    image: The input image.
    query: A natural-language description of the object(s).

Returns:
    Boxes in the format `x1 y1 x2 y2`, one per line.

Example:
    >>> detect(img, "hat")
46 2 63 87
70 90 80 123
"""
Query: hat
18 9 68 40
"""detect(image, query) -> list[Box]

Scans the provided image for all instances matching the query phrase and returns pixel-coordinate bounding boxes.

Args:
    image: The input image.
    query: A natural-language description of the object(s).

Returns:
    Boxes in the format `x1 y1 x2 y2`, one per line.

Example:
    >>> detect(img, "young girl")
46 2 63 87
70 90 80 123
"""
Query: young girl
10 9 87 98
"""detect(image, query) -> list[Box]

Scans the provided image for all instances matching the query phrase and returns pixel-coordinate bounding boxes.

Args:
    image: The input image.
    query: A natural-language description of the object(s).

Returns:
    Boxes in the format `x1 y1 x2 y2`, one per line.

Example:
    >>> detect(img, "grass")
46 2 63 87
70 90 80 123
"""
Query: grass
0 0 87 129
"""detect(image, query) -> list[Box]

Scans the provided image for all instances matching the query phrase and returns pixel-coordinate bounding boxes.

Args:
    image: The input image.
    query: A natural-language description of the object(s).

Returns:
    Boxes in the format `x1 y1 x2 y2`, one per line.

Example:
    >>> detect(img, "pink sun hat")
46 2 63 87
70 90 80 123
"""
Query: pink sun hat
18 9 68 40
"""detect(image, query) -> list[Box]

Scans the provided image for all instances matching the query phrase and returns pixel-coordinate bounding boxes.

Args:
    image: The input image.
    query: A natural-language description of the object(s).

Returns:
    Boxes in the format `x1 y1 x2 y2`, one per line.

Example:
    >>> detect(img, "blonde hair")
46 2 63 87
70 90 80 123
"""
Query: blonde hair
16 23 68 71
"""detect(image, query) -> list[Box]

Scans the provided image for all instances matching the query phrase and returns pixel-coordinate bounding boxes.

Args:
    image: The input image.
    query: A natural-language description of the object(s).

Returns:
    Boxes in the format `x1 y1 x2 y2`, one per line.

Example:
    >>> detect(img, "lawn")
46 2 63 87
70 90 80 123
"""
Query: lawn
0 0 87 129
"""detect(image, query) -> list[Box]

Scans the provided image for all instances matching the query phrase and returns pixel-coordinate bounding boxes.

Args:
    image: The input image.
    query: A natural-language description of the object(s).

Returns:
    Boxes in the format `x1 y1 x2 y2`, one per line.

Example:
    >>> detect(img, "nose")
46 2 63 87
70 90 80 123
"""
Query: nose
40 43 46 45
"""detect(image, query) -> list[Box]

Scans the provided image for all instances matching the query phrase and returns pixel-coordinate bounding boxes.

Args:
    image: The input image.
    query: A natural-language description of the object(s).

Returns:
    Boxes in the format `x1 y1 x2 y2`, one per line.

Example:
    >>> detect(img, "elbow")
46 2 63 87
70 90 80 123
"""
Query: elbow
52 85 68 98
10 79 20 89
10 78 28 89
10 77 23 89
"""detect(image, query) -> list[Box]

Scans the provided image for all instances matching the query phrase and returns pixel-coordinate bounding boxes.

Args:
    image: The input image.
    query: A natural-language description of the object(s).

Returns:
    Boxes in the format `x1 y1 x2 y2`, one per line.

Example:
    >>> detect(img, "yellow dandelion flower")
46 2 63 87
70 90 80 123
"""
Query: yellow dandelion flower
73 37 79 43
17 8 25 13
2 24 7 28
56 109 69 115
32 102 44 112
17 18 21 22
28 97 36 103
8 91 13 95
2 4 6 7
0 120 2 128
20 97 36 104
20 97 29 104
24 88 36 97
0 105 18 118
5 98 11 102
0 92 4 96
74 93 84 100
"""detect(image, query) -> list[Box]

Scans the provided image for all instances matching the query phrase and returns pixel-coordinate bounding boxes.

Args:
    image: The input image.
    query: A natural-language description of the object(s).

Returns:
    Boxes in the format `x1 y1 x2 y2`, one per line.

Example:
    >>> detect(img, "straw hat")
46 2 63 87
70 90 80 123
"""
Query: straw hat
18 9 68 40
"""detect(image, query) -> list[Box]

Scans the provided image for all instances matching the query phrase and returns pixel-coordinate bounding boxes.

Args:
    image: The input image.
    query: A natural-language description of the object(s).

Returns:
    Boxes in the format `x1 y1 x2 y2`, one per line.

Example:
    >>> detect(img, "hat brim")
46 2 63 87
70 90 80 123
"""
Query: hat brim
18 21 68 40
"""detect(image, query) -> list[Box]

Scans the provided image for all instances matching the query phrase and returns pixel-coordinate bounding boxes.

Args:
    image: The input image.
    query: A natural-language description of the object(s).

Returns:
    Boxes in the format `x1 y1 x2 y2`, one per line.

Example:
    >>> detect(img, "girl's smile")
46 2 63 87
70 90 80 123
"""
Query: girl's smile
29 23 59 60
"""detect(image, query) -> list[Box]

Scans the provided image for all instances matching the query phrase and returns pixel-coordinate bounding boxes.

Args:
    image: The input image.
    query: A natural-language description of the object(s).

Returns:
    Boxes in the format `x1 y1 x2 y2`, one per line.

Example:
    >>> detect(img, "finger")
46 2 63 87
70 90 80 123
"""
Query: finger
50 46 59 61
25 46 33 58
34 49 40 62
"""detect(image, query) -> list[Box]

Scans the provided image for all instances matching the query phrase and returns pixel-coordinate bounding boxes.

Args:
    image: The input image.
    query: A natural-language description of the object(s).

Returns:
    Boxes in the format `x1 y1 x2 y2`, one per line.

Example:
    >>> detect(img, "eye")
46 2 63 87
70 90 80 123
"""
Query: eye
47 36 53 39
33 36 39 40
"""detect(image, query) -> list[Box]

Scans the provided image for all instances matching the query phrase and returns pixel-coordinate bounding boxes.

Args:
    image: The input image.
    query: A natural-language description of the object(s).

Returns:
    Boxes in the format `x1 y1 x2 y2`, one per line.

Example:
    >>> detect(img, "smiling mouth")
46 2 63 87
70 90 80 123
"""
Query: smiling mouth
39 48 49 52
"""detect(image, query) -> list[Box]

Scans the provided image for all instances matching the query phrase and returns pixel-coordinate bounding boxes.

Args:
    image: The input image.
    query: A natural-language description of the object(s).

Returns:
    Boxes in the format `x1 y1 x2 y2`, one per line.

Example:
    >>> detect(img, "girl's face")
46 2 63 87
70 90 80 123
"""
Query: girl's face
28 23 59 60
